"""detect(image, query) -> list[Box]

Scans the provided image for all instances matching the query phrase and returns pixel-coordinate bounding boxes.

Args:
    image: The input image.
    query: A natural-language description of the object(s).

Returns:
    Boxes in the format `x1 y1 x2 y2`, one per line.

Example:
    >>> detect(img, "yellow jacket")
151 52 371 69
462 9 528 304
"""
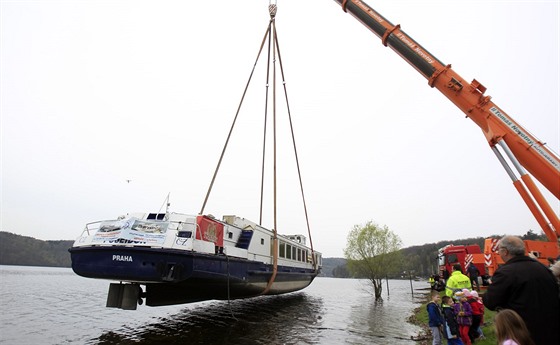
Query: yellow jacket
445 270 472 297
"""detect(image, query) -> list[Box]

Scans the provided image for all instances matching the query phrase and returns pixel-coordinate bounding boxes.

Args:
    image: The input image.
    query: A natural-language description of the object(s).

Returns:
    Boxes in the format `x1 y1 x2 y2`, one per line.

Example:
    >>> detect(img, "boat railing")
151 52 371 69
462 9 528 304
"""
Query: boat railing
82 221 104 236
80 218 199 238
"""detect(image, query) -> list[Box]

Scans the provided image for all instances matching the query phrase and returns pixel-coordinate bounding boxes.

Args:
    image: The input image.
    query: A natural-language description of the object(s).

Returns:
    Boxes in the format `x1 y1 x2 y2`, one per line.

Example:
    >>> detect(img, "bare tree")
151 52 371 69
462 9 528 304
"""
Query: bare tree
344 221 403 300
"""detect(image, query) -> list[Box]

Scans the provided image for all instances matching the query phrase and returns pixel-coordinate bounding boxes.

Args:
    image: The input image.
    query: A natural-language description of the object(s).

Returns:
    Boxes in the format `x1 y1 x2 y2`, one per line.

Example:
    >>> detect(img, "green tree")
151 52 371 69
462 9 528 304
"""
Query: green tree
344 221 403 300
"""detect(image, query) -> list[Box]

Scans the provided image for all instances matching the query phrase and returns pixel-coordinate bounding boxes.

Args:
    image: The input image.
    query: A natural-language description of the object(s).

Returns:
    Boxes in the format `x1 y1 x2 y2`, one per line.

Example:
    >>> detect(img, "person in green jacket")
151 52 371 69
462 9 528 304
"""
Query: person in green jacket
445 263 472 297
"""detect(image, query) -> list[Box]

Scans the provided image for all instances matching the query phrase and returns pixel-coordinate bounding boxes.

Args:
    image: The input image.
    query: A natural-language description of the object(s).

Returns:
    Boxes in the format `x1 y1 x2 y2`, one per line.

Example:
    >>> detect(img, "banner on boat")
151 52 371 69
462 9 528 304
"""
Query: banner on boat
93 218 169 245
196 216 224 247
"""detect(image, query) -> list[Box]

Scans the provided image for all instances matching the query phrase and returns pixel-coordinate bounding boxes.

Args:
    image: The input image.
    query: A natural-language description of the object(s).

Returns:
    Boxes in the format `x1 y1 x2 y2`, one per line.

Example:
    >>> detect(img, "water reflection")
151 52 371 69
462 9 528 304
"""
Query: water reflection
91 293 324 345
347 281 427 344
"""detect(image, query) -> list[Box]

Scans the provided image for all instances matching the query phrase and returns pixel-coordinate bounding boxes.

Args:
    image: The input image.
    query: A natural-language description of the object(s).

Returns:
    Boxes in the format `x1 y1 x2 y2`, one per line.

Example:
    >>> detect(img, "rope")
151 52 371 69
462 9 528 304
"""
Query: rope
199 21 273 215
272 17 317 272
259 19 273 226
225 253 237 320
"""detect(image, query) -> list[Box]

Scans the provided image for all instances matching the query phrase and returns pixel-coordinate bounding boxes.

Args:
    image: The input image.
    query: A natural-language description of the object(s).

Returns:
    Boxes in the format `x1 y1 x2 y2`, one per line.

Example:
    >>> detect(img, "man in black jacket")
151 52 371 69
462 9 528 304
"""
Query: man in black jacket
482 235 560 345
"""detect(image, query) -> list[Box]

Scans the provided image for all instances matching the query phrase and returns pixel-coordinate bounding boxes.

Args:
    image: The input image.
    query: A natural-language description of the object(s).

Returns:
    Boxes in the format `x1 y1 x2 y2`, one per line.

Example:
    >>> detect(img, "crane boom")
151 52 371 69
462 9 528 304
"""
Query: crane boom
334 0 560 241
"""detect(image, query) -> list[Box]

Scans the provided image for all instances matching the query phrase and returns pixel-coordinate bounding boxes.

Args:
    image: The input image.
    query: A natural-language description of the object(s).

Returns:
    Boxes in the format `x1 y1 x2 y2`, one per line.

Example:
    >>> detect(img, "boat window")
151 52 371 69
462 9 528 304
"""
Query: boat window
297 248 302 261
147 213 165 220
286 245 292 259
292 247 296 261
228 232 233 239
279 242 285 258
177 231 192 238
261 238 264 245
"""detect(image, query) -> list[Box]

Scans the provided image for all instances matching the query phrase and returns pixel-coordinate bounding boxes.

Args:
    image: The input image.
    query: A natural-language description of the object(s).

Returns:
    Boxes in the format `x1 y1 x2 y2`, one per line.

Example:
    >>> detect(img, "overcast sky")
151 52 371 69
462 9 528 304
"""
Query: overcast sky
2 0 559 258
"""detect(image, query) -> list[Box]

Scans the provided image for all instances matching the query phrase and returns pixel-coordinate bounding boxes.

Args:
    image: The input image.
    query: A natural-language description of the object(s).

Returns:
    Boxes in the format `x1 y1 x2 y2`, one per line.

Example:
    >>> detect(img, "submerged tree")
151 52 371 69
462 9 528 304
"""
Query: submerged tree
344 221 403 300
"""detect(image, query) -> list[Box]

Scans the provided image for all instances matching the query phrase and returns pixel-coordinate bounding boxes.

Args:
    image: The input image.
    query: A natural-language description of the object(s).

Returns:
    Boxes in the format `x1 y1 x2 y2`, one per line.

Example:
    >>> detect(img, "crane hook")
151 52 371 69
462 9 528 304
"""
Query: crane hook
269 0 277 18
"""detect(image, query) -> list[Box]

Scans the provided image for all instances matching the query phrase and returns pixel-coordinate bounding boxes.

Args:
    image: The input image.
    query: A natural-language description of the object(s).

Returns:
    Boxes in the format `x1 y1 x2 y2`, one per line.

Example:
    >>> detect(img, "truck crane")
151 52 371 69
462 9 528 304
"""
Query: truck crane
332 0 559 270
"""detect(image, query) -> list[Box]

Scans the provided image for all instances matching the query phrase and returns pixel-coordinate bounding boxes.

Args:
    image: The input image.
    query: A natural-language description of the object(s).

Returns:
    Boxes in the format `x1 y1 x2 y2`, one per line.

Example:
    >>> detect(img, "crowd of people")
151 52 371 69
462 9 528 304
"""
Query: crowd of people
427 288 485 345
427 235 560 345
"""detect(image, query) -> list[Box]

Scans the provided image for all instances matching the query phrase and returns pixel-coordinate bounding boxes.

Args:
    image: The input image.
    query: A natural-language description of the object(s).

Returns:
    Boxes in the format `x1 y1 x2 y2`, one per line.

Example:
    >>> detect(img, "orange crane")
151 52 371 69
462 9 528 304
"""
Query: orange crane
333 0 560 245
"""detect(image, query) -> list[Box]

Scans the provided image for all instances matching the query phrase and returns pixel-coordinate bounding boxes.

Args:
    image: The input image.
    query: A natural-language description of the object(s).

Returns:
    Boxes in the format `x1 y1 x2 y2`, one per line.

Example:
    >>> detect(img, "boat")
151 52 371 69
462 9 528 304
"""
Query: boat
70 5 323 309
69 212 322 309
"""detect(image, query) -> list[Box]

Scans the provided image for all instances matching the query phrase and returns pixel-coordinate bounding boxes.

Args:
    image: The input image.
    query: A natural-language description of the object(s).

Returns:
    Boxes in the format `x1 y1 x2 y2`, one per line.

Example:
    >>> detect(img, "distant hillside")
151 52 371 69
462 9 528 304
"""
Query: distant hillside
320 257 347 277
323 230 546 278
0 232 73 267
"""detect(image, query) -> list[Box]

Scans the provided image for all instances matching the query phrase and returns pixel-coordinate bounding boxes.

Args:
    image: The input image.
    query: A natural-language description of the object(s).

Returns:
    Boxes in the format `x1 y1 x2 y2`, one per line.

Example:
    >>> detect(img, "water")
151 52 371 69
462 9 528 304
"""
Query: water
0 265 427 344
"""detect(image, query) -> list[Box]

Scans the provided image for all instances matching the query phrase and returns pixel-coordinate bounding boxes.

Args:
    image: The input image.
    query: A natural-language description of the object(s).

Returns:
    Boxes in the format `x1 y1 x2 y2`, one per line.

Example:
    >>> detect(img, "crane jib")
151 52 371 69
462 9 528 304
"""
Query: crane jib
340 0 441 79
335 0 560 236
386 34 437 78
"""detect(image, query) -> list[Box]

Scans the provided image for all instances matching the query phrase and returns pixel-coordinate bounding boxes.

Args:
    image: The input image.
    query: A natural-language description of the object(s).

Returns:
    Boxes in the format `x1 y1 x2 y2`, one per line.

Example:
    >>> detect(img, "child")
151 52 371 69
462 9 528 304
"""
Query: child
427 290 444 345
467 290 484 342
441 295 464 345
494 309 535 345
453 291 473 345
470 290 485 340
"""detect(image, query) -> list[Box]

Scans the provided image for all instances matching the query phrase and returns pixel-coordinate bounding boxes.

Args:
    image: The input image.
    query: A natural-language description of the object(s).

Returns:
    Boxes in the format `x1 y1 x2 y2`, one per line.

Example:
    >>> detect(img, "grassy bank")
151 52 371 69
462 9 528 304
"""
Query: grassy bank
411 291 497 345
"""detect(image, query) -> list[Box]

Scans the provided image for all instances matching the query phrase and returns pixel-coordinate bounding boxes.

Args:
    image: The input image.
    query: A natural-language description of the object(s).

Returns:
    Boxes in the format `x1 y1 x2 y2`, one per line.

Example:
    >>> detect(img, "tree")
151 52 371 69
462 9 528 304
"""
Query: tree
344 221 403 300
521 229 547 241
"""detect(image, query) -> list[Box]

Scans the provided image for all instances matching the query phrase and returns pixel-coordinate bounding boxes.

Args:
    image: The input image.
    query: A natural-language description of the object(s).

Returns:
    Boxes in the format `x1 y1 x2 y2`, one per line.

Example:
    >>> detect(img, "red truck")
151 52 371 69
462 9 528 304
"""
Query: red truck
438 244 487 287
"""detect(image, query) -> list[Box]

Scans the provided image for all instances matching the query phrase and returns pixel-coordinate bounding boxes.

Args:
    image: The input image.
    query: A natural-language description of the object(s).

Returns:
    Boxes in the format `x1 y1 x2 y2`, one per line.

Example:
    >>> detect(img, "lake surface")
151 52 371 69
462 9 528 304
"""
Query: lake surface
0 265 427 344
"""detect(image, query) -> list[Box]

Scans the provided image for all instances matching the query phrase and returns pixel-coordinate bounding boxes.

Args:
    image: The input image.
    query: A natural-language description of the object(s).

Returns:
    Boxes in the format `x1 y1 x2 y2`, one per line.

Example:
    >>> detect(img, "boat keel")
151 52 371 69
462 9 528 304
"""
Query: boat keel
106 283 143 310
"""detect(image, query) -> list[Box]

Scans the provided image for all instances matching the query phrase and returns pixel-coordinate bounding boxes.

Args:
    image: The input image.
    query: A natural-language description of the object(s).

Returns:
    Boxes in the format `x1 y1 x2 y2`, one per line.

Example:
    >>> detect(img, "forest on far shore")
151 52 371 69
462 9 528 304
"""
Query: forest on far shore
0 232 73 267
